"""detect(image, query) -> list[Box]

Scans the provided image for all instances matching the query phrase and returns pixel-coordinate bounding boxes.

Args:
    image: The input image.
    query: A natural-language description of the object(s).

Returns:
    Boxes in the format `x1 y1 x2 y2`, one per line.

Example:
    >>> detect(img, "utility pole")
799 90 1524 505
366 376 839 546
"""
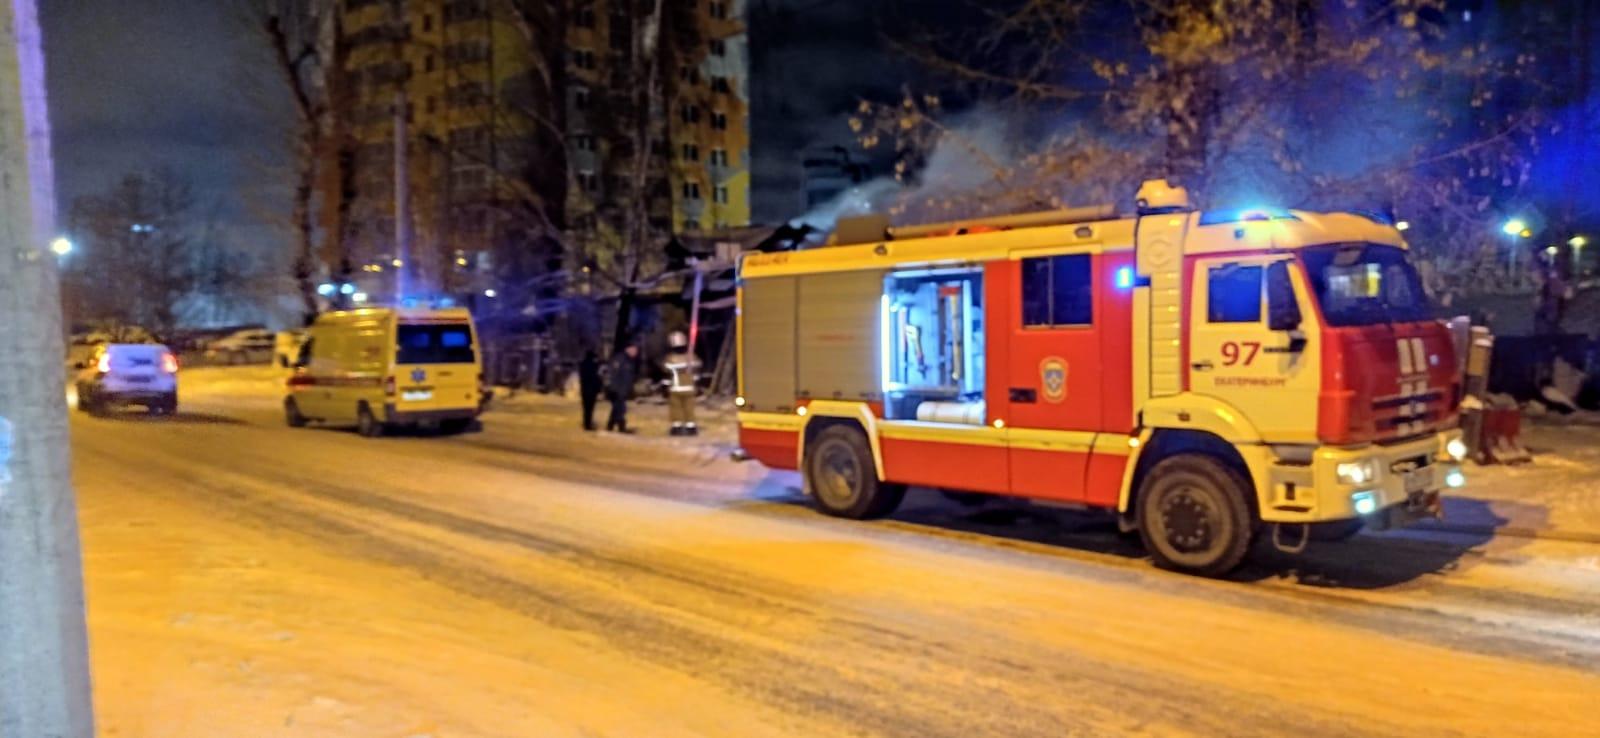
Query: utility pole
0 1 95 736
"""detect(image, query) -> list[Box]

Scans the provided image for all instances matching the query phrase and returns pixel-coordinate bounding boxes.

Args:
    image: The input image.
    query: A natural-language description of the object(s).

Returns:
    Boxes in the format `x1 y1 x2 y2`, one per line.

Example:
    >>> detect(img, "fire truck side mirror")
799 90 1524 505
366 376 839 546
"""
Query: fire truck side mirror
1266 261 1302 332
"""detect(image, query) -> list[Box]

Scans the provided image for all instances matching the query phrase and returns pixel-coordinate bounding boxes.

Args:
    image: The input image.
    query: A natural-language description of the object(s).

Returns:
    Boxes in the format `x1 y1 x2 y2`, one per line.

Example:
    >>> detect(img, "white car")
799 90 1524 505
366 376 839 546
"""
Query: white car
74 343 180 415
205 329 276 364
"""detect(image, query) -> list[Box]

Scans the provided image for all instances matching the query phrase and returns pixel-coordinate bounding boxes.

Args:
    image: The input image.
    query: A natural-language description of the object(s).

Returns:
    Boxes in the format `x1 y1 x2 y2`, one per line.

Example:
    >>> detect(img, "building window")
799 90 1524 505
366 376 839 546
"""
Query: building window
714 185 729 204
709 38 726 57
709 147 728 166
422 14 433 32
425 55 435 73
682 181 701 200
681 143 700 161
685 219 702 231
1021 254 1093 327
1208 264 1264 323
574 134 595 152
425 96 436 114
709 1 729 19
679 65 698 84
572 48 596 70
680 104 700 124
443 0 488 25
451 166 490 193
577 170 598 193
710 110 728 130
445 40 490 65
574 6 595 28
447 81 491 107
573 87 590 110
610 13 631 51
711 76 730 94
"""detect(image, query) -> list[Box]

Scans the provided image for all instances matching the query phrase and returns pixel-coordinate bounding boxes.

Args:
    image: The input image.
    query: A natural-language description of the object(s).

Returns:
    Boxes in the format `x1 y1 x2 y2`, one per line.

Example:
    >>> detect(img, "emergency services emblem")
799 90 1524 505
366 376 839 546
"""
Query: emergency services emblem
1040 357 1068 403
411 368 427 383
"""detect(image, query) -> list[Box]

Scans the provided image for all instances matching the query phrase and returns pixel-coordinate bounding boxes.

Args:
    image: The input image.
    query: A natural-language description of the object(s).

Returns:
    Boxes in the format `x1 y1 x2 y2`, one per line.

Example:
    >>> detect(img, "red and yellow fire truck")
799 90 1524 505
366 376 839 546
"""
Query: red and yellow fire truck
734 180 1468 576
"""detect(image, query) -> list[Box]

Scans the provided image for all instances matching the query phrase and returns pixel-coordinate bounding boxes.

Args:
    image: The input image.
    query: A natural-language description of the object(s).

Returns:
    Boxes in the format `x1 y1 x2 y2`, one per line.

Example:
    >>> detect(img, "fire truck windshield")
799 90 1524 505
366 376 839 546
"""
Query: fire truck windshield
1300 243 1432 327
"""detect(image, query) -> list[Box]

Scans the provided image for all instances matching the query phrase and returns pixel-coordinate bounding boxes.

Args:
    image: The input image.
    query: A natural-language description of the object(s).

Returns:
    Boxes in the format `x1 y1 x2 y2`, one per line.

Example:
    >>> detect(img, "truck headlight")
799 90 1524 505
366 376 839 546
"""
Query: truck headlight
1336 460 1379 486
1351 491 1378 516
1445 438 1468 461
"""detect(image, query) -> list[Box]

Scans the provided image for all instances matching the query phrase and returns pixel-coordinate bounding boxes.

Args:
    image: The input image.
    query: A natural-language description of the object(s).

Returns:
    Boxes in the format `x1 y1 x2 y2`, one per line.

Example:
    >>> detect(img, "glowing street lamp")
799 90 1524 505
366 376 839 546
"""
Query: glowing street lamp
1502 219 1528 237
1569 235 1587 248
48 236 72 256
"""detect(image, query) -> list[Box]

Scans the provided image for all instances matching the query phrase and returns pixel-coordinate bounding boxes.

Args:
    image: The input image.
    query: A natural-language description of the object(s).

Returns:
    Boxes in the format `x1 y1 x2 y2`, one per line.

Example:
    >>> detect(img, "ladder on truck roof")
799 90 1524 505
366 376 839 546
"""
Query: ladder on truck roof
831 203 1117 246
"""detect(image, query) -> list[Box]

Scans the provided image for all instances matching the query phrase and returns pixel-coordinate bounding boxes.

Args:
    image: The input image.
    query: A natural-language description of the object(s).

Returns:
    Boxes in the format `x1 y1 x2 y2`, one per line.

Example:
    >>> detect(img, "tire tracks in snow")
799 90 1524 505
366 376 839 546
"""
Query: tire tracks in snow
76 433 1389 738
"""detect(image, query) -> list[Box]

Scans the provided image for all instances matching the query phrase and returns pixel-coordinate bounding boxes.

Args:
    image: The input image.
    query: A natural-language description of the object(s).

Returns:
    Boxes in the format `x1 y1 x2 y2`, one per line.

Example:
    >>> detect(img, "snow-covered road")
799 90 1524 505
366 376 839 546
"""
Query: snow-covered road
72 375 1600 736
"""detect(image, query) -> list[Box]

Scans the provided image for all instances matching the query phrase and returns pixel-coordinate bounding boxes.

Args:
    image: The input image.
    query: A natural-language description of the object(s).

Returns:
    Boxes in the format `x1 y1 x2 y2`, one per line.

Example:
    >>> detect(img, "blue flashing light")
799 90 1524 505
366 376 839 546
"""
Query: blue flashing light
1351 491 1378 516
1115 266 1134 289
1445 470 1466 489
339 283 356 295
316 283 336 296
1198 207 1298 226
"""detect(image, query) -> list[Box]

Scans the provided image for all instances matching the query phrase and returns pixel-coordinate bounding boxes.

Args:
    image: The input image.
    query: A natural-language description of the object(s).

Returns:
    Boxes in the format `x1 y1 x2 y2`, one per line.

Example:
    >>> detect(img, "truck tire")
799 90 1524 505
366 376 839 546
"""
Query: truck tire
1136 453 1255 577
356 403 385 438
285 398 308 428
804 425 905 519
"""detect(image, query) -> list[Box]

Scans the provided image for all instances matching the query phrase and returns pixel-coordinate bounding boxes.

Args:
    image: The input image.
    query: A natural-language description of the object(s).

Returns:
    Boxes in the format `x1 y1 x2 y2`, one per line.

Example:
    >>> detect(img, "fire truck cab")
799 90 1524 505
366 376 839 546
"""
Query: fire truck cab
735 180 1467 577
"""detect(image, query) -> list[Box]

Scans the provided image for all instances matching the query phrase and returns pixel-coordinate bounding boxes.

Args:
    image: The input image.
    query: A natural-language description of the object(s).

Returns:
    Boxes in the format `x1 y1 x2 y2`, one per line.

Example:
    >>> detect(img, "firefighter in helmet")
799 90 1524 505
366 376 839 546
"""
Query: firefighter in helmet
663 330 700 436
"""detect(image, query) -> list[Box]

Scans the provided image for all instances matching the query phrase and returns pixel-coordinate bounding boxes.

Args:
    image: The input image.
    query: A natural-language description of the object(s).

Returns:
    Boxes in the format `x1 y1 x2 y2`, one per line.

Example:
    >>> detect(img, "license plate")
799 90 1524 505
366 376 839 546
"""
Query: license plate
1404 466 1435 494
121 375 152 384
401 390 433 401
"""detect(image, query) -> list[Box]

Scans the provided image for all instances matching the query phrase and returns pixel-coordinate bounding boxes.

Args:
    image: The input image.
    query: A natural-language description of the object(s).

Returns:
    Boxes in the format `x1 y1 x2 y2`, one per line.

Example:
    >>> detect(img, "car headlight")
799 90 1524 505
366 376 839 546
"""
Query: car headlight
1445 437 1468 462
1336 459 1379 486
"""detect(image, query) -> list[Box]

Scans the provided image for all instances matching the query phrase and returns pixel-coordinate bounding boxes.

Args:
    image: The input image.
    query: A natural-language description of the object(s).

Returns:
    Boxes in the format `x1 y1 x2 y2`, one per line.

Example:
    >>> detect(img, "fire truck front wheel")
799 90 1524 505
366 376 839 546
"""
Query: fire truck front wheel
1136 454 1255 577
805 425 906 520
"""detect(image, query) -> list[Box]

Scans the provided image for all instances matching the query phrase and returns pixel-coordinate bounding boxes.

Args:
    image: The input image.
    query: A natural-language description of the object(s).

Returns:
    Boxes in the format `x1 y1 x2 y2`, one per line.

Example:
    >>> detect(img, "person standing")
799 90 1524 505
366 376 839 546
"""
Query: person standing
663 331 700 436
605 343 638 433
577 349 603 431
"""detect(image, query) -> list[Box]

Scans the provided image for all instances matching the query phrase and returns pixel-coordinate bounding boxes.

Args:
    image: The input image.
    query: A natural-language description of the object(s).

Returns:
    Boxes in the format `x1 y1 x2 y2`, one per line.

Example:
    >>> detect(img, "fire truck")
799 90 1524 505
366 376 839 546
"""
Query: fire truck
734 180 1469 576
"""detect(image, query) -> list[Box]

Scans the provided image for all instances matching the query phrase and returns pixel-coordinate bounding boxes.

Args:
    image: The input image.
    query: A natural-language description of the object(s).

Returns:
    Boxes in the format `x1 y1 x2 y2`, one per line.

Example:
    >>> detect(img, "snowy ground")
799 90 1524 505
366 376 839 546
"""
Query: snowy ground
71 367 1600 736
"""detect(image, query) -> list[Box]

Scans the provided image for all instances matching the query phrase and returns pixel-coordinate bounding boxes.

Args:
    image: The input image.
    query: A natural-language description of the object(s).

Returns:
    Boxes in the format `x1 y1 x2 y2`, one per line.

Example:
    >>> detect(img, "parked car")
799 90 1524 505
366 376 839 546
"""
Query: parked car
204 328 276 364
74 343 180 415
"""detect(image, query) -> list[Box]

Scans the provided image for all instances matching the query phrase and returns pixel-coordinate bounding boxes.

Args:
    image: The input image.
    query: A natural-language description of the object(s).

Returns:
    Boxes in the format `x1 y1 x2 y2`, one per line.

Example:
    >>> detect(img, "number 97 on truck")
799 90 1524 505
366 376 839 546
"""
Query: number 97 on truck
733 180 1468 577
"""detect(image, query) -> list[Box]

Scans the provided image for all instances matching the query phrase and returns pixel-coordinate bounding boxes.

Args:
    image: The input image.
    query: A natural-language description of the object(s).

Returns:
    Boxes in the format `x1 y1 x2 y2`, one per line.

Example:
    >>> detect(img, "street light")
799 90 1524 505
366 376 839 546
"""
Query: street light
1502 218 1528 236
1569 235 1587 248
48 236 72 256
483 289 497 298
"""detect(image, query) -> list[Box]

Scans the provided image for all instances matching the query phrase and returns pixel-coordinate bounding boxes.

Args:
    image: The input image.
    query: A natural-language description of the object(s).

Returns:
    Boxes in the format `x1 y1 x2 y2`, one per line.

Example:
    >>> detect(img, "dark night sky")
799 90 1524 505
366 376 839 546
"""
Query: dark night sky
38 0 921 240
28 0 1113 255
43 0 296 256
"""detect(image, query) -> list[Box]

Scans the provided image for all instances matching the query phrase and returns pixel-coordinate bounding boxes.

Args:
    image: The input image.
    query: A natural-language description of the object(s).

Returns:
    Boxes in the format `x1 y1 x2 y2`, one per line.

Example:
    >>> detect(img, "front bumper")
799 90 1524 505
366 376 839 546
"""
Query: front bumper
1259 430 1463 524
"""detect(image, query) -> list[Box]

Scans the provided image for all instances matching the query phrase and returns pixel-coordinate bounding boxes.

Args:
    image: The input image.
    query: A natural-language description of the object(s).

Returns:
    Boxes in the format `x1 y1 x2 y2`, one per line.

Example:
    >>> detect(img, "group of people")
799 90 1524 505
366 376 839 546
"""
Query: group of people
576 331 700 436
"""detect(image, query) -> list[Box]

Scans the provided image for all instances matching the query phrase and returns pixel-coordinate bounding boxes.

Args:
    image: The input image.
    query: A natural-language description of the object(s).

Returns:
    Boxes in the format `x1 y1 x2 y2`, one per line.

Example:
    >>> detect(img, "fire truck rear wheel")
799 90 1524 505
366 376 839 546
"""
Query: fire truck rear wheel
1136 454 1254 577
805 425 905 520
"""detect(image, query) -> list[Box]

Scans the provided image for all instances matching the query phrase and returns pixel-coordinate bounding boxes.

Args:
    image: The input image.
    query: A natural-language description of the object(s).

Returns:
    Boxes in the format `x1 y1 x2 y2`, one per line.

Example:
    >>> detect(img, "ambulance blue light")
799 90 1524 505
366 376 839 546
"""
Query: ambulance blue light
1115 267 1134 289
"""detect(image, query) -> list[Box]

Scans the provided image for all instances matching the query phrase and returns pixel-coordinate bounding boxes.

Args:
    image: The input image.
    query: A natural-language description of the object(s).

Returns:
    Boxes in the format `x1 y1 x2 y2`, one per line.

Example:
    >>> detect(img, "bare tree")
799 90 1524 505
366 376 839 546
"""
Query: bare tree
62 171 201 338
257 0 352 322
0 0 95 733
856 0 1555 297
